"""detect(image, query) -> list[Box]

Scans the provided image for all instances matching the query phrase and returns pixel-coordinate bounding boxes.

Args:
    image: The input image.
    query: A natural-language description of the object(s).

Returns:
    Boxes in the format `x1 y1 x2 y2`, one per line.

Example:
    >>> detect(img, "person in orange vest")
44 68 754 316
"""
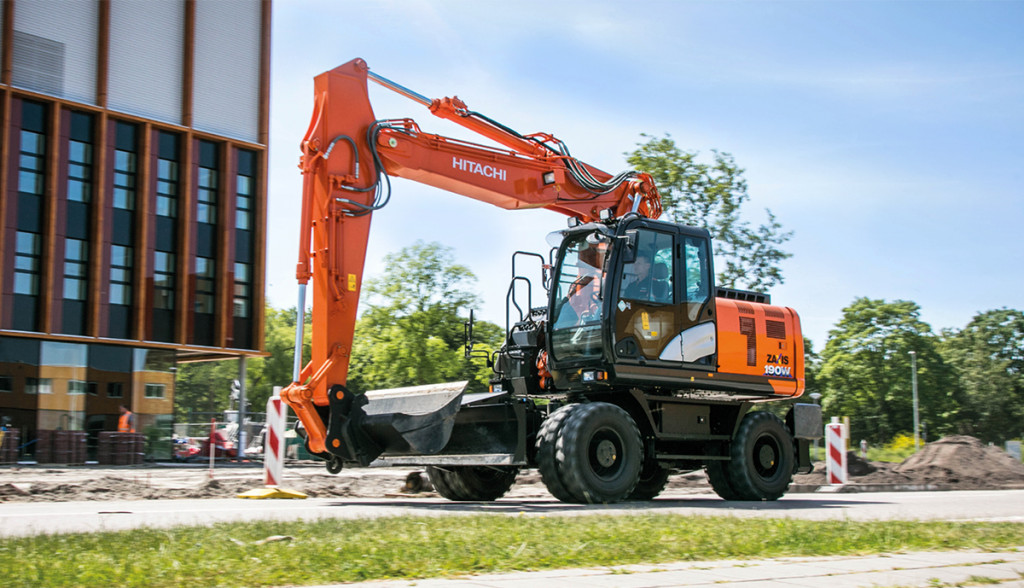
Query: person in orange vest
117 405 135 433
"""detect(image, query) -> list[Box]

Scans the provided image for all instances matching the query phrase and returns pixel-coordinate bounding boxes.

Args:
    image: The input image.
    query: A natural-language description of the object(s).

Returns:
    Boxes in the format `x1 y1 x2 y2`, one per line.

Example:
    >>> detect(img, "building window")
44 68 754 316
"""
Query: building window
63 238 89 300
0 376 11 393
68 380 88 395
145 383 165 399
107 382 124 399
195 257 215 314
14 231 41 295
233 262 250 319
236 176 252 230
154 251 176 310
156 159 178 217
25 378 52 395
156 131 180 219
113 121 137 210
197 141 218 224
18 128 46 196
236 148 256 232
67 112 94 203
110 244 133 305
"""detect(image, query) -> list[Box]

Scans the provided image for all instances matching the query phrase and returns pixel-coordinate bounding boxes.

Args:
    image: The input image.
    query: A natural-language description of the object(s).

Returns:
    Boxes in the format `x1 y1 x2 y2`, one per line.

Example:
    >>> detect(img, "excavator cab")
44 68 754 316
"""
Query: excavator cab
545 216 720 391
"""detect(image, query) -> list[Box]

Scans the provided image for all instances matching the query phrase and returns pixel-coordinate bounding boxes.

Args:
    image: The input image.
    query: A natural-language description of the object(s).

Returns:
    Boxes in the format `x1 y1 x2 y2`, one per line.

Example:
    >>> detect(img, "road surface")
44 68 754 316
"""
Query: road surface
3 488 1023 537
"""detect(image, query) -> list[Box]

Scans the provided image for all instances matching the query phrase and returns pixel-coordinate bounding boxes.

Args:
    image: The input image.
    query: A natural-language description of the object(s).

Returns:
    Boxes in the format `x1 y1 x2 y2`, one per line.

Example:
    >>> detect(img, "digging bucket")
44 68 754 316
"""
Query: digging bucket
326 381 467 466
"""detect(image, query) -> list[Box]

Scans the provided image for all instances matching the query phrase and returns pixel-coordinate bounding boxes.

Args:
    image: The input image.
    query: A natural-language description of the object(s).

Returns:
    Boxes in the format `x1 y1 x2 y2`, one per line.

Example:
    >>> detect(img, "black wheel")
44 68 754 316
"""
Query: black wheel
325 456 343 474
628 460 671 500
535 404 579 502
726 411 794 501
557 402 642 504
426 466 519 501
704 460 741 501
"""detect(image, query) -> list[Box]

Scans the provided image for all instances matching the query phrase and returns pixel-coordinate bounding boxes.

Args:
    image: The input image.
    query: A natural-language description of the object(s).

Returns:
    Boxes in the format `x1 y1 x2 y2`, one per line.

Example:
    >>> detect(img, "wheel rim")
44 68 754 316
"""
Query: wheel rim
589 428 624 478
752 433 781 479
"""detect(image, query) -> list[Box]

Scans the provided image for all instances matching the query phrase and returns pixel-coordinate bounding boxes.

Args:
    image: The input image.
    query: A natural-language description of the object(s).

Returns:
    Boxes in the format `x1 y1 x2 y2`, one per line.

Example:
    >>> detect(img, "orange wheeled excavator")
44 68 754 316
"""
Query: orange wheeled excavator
281 58 821 503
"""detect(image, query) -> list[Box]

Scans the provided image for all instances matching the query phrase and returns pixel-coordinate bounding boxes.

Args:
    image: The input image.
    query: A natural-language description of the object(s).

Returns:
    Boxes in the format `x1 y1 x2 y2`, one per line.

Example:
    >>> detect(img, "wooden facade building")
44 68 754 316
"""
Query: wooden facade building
0 0 270 455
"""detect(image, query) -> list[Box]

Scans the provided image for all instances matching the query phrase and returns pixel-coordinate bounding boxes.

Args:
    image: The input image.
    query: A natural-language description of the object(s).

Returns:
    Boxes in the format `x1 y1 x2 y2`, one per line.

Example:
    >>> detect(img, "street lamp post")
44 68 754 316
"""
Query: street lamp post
909 350 919 449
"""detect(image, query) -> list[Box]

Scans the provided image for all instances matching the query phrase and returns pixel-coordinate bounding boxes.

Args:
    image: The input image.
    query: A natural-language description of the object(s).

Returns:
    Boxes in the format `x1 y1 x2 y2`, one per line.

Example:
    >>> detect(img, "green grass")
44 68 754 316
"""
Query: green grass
0 515 1022 587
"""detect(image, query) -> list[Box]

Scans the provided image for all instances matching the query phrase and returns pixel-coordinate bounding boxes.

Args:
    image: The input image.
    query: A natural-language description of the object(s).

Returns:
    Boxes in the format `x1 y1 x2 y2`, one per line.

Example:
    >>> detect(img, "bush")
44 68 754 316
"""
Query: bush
867 433 920 463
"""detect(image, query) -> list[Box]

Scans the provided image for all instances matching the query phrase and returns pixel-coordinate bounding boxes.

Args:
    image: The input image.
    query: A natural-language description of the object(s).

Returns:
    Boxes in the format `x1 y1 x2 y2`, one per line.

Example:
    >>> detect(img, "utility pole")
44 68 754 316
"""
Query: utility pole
909 350 919 449
237 358 247 462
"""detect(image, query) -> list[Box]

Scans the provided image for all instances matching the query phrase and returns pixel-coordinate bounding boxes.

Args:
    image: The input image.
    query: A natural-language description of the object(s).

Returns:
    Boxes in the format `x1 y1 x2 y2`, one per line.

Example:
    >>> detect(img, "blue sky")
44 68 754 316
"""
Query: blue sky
266 1 1024 350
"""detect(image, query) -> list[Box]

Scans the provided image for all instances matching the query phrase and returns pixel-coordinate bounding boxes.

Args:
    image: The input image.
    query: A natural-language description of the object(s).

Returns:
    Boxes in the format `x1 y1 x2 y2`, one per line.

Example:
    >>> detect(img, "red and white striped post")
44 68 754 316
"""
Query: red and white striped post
264 387 287 488
825 417 848 485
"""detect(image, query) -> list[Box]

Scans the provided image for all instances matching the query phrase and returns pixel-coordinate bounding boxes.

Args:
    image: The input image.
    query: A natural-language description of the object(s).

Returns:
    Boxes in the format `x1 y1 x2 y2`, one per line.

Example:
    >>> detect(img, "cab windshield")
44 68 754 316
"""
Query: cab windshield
550 231 612 361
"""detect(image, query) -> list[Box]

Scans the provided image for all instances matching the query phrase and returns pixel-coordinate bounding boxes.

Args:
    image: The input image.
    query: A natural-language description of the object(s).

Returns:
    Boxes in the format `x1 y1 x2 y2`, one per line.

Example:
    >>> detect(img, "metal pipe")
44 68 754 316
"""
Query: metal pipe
293 284 306 383
367 70 432 107
909 350 920 449
237 357 247 462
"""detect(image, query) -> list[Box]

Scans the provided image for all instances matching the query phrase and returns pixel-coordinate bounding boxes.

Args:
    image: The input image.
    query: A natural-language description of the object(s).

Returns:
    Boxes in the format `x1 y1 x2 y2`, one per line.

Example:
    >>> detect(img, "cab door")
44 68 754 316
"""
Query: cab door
672 231 717 367
612 223 717 369
612 225 678 363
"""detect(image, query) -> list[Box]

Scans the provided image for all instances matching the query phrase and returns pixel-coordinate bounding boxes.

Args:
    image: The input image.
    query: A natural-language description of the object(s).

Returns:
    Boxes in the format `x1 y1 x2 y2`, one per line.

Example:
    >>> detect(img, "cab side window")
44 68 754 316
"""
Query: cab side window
684 236 710 304
620 230 673 304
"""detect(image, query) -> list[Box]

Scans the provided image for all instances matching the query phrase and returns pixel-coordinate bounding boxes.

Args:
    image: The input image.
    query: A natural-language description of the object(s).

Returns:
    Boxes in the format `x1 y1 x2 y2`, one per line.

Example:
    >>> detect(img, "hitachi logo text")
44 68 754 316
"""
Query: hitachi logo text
452 157 507 181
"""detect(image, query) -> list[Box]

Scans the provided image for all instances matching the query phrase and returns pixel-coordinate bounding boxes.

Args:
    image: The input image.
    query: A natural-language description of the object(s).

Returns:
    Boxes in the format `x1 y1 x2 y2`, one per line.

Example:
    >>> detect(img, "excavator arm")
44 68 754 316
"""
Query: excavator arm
282 58 661 456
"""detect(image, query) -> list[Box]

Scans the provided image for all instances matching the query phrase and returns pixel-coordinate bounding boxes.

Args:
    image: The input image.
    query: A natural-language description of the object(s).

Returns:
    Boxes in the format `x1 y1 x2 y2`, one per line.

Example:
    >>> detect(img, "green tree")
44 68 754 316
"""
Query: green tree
244 305 312 411
174 358 239 420
627 134 792 291
174 304 311 421
347 241 502 393
816 298 962 444
939 308 1024 443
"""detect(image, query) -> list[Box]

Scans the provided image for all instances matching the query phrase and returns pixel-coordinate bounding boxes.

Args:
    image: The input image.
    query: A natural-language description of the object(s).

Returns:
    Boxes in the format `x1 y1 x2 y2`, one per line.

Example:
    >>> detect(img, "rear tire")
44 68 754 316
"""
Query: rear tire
536 404 579 502
705 460 741 501
628 461 671 500
426 466 519 501
557 402 642 504
726 411 794 501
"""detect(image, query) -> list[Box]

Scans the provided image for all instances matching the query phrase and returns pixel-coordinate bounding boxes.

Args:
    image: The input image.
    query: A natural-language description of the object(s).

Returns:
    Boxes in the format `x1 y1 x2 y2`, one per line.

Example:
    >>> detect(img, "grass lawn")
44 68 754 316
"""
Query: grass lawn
1 514 1022 587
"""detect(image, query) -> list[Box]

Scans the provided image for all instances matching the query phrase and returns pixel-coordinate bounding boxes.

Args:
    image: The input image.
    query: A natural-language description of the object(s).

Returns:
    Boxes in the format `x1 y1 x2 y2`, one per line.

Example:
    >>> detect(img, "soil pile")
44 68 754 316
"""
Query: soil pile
794 435 1024 490
894 435 1024 487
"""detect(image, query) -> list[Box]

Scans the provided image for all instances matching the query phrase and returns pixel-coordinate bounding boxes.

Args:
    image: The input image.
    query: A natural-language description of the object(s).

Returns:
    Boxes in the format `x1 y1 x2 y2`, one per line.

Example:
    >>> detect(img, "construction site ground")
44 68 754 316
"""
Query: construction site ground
1 435 1022 503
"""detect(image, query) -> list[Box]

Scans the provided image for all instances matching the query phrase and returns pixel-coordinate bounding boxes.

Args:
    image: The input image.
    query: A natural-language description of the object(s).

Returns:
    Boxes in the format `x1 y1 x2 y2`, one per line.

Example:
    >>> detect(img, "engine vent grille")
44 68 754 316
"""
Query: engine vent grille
766 320 787 340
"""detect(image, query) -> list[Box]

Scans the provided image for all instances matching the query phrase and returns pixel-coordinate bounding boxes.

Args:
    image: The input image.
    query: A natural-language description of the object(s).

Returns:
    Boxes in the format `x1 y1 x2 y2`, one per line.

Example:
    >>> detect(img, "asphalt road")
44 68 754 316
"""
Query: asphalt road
3 488 1023 537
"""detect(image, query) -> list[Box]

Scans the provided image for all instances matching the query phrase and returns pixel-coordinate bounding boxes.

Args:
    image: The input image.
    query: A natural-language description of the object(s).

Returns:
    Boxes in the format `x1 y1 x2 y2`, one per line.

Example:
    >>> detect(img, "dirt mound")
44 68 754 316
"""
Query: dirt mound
793 436 1024 489
794 458 916 487
894 435 1024 487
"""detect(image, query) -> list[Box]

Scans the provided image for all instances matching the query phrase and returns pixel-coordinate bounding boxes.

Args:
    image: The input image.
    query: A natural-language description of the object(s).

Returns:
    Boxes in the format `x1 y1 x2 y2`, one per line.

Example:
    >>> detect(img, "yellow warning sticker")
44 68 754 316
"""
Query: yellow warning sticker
641 311 650 331
348 274 358 291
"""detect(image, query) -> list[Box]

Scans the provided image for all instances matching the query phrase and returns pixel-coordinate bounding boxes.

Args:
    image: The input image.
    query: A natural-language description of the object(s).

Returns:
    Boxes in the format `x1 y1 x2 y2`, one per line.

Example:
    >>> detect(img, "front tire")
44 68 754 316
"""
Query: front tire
426 466 519 501
536 404 579 502
726 411 794 501
557 402 642 504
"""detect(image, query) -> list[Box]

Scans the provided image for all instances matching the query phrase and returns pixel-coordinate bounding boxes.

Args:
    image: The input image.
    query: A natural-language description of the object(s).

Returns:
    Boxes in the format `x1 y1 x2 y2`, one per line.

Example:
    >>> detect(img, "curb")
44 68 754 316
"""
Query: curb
790 483 951 493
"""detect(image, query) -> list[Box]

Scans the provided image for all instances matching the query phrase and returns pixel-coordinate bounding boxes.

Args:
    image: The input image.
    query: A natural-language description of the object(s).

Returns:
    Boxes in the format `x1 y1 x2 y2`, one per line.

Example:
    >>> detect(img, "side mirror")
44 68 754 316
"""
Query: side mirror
619 229 639 263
